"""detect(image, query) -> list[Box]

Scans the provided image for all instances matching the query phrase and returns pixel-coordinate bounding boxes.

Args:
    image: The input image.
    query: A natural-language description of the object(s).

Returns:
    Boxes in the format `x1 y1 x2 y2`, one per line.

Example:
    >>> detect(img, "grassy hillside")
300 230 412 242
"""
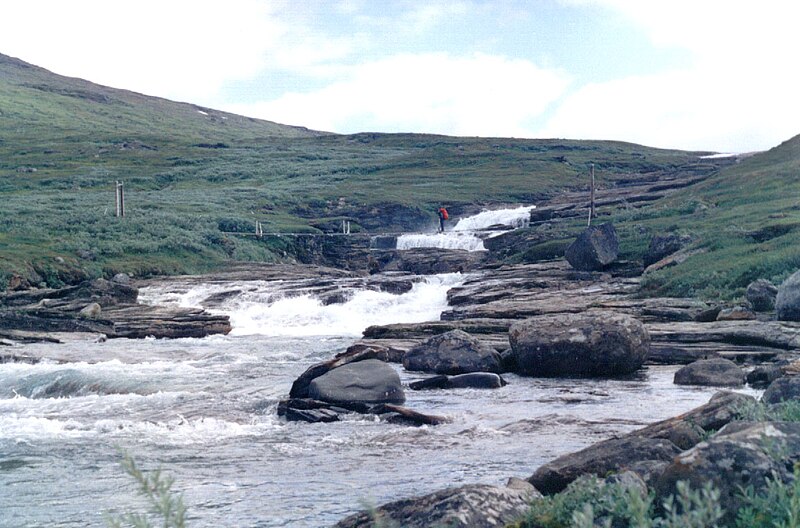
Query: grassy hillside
0 53 720 289
623 134 800 299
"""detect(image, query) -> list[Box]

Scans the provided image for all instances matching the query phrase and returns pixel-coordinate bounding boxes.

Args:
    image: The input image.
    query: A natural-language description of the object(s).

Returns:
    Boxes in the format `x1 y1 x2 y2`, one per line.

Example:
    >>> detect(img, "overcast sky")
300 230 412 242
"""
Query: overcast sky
3 0 798 152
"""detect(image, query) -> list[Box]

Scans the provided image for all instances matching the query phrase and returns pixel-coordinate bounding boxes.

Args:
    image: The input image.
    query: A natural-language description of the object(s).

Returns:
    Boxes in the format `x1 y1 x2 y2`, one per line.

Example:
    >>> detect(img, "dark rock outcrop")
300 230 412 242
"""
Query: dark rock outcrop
277 398 446 426
509 311 649 377
673 358 745 387
777 270 800 321
654 421 800 524
762 375 800 404
307 359 405 405
631 391 754 450
333 480 539 528
716 306 756 321
747 279 778 312
643 233 692 267
564 223 619 271
747 365 784 388
409 372 507 390
528 436 682 495
403 330 503 375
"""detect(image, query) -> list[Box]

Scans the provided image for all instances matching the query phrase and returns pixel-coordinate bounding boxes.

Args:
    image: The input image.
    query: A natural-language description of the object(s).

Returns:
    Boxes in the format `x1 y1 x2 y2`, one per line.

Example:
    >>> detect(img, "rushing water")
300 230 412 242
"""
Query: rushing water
0 271 760 528
396 205 536 252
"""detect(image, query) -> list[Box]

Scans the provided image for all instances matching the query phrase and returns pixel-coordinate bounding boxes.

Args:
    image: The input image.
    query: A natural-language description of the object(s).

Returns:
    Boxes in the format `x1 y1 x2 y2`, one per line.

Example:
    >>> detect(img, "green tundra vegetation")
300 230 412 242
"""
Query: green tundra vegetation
1 52 799 299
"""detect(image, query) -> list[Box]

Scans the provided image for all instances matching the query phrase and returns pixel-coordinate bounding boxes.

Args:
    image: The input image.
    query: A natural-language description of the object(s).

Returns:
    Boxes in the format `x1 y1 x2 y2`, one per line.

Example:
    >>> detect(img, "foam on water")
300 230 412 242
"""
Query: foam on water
395 232 486 252
452 205 536 231
224 273 465 336
396 204 536 251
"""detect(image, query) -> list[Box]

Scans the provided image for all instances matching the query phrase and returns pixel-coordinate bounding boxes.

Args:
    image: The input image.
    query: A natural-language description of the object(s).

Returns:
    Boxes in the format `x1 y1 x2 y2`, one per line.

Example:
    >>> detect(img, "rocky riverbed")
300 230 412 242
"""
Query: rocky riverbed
4 193 800 526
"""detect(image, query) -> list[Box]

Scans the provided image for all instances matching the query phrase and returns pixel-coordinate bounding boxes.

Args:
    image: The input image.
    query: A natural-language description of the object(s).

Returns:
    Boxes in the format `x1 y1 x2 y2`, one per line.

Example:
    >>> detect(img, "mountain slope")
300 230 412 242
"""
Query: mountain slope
0 53 320 142
0 53 736 289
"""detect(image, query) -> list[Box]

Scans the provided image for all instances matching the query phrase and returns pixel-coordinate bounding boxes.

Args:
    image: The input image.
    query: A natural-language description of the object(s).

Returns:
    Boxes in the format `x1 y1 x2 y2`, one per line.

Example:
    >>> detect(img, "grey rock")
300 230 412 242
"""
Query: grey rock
762 375 800 404
529 435 682 495
333 482 539 528
655 421 800 524
565 223 619 271
308 359 405 405
777 270 800 321
403 329 503 375
509 311 650 377
747 279 778 312
447 372 507 389
673 358 745 387
747 365 784 389
79 302 102 319
716 306 756 321
644 233 692 267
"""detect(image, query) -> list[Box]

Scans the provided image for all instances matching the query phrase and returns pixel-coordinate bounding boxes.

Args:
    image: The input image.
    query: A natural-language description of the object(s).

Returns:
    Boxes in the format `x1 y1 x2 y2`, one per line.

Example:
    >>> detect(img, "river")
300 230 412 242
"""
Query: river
0 207 758 527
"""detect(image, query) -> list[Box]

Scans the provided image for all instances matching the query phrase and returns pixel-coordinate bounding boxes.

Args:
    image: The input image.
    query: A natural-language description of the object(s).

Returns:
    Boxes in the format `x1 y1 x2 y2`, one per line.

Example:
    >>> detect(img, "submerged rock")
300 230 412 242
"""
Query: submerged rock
308 359 405 405
403 329 503 375
673 358 745 387
333 481 539 528
509 311 649 377
564 223 619 271
409 372 507 390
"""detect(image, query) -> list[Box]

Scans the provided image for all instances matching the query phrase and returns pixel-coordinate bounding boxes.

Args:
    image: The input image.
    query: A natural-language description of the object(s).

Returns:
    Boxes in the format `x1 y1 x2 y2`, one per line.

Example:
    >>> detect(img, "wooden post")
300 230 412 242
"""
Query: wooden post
115 181 125 217
588 163 595 226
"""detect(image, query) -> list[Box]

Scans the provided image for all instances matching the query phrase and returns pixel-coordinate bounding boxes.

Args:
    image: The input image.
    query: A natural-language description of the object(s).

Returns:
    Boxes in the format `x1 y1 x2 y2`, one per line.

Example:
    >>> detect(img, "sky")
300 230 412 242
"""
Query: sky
2 0 799 152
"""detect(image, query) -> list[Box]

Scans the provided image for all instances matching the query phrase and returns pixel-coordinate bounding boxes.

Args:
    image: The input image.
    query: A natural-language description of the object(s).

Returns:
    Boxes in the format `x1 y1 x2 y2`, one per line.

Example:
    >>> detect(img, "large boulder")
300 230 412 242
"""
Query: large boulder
307 359 405 405
564 223 619 271
508 311 650 377
673 358 745 387
762 375 800 404
403 330 503 375
290 345 393 398
528 435 682 495
777 270 800 321
747 279 778 312
654 421 800 524
333 480 539 528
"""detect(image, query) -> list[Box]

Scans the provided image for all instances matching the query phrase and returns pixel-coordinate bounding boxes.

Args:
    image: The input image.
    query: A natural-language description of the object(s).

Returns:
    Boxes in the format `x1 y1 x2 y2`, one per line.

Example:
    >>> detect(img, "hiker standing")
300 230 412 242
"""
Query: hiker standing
437 206 449 232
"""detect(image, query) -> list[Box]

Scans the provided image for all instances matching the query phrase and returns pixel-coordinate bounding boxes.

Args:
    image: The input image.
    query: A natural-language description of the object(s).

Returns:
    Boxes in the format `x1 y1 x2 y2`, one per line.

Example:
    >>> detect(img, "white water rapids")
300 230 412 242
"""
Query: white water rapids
396 205 536 252
0 222 761 527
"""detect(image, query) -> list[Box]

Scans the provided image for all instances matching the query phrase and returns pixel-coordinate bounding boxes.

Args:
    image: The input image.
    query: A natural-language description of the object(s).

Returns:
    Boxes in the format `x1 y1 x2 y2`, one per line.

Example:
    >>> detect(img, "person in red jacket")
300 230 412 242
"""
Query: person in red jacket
437 206 449 232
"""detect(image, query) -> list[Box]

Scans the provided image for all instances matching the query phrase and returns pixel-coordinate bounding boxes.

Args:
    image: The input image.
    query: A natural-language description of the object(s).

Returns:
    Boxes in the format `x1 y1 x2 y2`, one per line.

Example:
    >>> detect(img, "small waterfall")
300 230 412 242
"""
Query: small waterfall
396 233 486 252
141 273 466 337
396 205 536 251
452 205 536 231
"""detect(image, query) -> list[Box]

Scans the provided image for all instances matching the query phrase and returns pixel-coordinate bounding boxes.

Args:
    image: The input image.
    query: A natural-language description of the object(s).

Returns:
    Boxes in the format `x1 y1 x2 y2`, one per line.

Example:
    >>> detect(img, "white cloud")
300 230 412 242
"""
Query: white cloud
547 0 800 151
225 52 571 136
1 0 289 101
